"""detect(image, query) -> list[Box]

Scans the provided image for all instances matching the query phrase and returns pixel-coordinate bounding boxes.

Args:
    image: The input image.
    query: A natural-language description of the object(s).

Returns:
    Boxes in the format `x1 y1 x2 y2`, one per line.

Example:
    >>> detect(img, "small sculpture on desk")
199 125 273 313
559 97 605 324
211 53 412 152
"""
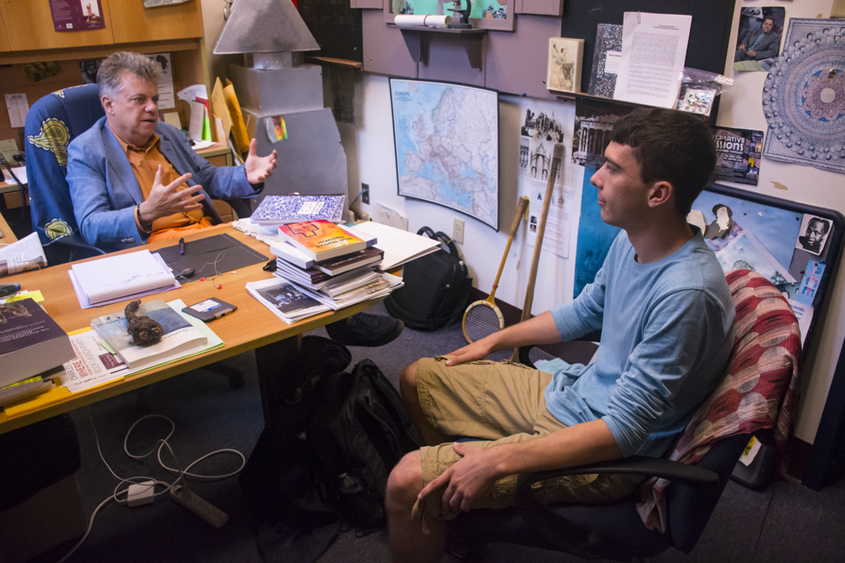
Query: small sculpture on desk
447 0 473 28
125 299 163 346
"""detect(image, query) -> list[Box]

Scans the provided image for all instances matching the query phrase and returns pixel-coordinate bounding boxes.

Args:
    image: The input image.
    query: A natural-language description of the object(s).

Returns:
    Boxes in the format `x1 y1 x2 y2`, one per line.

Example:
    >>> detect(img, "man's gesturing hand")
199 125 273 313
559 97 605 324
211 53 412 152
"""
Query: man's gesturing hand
418 442 502 518
138 165 204 224
244 138 278 184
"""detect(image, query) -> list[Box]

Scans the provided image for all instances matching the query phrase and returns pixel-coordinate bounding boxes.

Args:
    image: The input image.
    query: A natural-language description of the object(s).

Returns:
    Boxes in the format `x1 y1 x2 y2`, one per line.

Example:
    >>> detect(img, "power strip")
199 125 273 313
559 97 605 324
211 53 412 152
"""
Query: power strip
169 484 228 528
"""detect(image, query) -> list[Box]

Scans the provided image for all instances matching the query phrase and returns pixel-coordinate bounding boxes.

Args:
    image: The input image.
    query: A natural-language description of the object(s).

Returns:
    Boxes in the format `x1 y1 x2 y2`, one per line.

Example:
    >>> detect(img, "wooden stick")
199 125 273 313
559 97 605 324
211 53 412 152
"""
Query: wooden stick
511 143 564 361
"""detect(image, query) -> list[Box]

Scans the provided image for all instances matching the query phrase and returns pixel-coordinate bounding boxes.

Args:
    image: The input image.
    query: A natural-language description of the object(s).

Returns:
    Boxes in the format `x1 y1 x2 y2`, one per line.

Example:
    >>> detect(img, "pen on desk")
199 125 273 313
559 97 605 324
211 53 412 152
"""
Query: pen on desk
0 283 21 298
179 238 185 255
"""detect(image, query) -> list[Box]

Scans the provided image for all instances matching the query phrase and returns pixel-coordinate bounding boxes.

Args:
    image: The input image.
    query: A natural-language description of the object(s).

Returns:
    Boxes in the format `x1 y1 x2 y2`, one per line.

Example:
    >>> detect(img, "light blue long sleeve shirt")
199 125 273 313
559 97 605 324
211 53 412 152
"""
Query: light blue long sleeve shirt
546 230 735 458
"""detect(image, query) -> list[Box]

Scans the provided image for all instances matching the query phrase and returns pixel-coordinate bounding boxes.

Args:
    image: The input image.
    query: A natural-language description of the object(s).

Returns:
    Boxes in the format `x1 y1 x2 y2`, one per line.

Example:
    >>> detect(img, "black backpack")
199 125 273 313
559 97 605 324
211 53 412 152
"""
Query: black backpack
307 358 420 529
385 227 472 331
239 337 420 539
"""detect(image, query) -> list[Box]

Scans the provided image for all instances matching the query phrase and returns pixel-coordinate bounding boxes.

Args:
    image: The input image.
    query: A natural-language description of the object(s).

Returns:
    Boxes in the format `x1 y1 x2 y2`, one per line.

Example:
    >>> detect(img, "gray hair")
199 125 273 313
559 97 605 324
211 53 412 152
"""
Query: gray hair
97 51 161 98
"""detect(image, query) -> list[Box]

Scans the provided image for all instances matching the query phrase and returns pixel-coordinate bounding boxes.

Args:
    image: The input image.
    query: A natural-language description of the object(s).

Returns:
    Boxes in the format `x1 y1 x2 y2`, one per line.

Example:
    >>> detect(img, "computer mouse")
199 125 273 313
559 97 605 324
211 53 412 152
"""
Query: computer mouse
178 268 196 279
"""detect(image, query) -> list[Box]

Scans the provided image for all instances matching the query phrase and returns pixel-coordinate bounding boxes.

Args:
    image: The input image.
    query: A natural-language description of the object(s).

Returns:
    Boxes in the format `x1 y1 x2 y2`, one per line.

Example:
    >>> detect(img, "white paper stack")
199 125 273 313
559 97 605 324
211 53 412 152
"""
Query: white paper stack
69 250 178 308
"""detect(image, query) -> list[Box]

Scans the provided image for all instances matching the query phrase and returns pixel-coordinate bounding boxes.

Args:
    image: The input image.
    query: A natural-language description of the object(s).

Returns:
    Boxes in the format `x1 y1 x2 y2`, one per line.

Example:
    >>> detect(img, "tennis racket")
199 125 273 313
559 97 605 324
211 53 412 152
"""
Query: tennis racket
462 195 530 343
510 143 564 360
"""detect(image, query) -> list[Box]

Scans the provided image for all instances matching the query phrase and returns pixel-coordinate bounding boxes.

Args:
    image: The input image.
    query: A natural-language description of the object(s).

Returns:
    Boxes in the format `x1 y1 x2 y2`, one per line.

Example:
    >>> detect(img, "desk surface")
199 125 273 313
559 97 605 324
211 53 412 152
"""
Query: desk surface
0 209 16 242
0 224 376 434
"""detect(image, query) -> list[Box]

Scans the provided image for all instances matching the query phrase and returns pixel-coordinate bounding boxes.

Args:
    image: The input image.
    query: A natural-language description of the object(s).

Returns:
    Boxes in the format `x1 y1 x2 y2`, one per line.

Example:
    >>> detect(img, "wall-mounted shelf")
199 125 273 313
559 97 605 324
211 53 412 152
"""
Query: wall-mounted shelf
392 26 487 69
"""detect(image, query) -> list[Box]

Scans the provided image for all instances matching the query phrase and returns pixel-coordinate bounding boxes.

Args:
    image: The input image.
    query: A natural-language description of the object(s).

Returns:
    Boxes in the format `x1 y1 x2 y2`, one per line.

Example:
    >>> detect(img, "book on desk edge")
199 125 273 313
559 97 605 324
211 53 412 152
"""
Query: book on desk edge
0 298 75 388
278 220 368 262
91 300 207 370
251 194 345 225
271 231 378 269
246 278 330 323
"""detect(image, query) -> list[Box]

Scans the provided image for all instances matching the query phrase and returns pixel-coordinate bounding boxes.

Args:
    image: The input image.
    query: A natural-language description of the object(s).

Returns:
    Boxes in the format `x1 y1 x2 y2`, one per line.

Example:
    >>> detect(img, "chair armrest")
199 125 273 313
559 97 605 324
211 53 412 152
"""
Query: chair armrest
516 455 719 492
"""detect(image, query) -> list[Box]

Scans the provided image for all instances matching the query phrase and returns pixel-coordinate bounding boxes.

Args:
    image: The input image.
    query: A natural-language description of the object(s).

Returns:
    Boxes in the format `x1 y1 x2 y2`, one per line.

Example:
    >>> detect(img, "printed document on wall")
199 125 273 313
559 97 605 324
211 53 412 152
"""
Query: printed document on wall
613 12 691 108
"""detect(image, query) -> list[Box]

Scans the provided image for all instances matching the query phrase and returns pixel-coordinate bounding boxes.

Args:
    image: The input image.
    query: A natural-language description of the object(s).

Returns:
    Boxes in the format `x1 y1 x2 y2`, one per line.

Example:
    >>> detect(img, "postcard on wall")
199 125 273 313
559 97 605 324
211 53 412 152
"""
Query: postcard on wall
51 0 106 32
517 108 565 187
571 97 636 167
614 12 691 108
147 53 175 110
712 127 764 186
733 6 786 73
547 38 584 94
795 214 833 257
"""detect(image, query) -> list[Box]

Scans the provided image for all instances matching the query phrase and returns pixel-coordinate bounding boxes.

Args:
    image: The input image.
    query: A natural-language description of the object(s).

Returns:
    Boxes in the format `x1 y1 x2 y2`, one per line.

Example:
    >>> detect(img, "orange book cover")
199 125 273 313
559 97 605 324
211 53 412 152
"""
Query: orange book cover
279 220 366 261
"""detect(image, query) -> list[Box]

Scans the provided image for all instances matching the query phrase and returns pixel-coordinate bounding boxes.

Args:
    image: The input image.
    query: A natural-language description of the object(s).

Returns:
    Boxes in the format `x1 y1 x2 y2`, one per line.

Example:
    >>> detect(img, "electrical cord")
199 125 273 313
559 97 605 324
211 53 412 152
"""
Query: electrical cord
58 408 246 562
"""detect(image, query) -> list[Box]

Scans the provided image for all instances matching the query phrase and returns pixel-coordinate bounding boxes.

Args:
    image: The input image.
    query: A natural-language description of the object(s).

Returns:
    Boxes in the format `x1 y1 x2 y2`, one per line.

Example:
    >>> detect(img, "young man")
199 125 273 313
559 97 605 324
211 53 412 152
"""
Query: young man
386 108 736 563
67 51 277 253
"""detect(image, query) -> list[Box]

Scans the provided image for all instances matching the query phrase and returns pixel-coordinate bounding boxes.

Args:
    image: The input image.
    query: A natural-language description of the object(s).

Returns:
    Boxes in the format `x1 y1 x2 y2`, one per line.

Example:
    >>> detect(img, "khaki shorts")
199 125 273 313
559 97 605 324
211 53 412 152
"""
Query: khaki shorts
413 356 635 525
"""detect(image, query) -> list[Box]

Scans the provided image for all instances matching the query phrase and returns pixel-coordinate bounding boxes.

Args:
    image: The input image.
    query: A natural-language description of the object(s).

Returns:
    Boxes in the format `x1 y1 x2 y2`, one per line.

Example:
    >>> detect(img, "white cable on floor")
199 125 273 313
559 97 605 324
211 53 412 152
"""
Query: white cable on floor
58 408 246 562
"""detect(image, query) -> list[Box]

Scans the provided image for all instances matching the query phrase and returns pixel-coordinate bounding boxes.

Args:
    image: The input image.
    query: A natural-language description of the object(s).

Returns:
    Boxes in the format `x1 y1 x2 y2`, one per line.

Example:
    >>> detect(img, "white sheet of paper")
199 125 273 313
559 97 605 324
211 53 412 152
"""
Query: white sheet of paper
189 100 206 141
177 84 209 105
4 94 29 128
525 187 574 259
604 51 622 75
147 53 175 109
613 12 691 108
6 165 27 185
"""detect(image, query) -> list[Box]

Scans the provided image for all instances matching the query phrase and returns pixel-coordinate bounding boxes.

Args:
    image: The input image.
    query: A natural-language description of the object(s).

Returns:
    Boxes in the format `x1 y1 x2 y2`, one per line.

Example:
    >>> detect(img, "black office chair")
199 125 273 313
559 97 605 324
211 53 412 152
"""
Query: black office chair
450 270 802 560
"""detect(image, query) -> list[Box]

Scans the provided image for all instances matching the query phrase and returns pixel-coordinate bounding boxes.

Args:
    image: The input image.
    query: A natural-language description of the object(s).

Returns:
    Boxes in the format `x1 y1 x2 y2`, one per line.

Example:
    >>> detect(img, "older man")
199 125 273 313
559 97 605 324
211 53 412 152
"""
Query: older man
67 51 277 252
734 17 781 62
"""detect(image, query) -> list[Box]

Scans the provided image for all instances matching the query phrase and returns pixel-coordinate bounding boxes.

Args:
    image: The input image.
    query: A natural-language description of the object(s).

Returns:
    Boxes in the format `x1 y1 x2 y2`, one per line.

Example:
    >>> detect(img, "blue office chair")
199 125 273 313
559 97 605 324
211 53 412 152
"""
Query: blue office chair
450 270 802 560
25 84 252 266
25 84 107 265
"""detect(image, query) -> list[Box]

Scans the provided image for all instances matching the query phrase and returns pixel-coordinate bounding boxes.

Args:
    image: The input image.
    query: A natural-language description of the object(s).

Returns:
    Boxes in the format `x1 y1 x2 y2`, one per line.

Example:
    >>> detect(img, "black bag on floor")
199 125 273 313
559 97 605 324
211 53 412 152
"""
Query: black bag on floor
239 337 420 560
384 227 472 331
307 358 420 530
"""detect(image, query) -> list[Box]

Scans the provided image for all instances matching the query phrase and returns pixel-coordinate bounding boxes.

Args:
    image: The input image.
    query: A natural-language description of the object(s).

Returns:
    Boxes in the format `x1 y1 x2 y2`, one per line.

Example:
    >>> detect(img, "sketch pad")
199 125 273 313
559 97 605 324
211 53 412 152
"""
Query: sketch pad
157 233 268 282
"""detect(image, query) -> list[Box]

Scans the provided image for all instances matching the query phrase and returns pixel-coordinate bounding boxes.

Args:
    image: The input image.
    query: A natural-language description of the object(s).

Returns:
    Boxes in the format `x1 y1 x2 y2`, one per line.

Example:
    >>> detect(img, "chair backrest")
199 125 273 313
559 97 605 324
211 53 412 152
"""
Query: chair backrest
661 269 801 550
25 84 105 264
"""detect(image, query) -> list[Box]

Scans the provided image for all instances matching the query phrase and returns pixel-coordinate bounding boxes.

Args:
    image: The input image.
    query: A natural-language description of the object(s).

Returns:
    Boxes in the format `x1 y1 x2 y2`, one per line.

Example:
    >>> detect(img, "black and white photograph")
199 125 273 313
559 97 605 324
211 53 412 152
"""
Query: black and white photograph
796 214 832 256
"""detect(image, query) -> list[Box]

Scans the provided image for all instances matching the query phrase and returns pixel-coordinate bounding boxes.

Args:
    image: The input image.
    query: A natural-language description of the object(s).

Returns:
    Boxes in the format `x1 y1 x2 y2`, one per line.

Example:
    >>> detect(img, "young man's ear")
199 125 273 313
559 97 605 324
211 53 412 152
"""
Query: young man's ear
647 180 674 209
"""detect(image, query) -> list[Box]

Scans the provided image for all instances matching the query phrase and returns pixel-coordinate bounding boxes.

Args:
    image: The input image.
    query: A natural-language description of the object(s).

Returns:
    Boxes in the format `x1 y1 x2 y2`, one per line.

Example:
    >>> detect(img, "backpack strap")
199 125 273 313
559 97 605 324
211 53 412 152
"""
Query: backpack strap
432 231 460 258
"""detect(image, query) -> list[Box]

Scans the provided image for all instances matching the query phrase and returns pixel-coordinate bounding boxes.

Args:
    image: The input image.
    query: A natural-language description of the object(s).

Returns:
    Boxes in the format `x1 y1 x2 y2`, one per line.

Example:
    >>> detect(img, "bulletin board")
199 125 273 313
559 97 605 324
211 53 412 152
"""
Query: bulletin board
558 0 737 94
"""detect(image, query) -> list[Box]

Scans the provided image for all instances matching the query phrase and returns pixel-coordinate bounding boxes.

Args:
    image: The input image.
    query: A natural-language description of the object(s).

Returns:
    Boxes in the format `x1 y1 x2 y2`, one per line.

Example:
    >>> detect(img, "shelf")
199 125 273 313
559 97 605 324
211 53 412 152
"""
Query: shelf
392 26 488 70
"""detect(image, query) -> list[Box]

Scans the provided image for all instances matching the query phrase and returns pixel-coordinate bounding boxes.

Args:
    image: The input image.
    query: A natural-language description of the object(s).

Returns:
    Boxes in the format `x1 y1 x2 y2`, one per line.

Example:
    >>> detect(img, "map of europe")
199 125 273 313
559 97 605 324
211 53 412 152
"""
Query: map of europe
390 79 499 229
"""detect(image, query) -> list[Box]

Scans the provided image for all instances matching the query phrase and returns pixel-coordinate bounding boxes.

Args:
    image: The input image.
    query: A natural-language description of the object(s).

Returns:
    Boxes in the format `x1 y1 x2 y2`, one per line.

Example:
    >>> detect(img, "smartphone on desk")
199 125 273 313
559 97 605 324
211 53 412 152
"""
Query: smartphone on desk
182 297 237 322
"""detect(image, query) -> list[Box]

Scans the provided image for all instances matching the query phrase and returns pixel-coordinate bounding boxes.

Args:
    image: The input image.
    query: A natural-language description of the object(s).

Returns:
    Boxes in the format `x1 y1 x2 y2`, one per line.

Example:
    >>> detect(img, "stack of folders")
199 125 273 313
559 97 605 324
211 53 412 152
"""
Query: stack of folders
253 220 403 318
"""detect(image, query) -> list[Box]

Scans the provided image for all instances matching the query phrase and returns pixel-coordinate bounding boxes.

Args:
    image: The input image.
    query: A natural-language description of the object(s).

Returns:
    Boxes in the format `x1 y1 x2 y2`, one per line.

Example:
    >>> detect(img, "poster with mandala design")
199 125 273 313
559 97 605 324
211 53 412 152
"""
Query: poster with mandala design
761 19 845 174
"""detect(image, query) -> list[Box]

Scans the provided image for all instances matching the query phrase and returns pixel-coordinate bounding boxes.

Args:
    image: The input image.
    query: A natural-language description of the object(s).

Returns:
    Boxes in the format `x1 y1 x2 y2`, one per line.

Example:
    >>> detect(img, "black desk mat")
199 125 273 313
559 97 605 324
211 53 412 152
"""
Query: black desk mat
156 233 268 283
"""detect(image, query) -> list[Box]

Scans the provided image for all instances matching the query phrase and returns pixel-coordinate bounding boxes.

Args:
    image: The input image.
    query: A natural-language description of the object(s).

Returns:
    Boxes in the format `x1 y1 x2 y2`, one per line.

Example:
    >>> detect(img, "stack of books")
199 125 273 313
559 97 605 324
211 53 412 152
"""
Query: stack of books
0 298 74 408
258 220 403 316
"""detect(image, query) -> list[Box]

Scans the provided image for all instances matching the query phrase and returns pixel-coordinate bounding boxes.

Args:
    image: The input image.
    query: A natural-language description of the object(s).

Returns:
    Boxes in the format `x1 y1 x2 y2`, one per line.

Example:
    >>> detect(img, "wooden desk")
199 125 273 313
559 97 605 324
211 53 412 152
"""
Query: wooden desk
0 225 377 434
0 209 16 242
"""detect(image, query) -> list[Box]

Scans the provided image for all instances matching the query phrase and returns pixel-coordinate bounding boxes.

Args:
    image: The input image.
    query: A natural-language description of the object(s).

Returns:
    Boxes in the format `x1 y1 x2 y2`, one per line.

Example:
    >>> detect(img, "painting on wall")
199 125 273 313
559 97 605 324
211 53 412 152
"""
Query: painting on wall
762 18 845 175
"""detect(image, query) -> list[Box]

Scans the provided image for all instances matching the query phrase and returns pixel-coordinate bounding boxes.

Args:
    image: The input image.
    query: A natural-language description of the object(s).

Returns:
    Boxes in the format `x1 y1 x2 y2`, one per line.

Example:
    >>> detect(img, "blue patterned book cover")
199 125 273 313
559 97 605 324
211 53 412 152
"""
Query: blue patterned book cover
251 195 345 225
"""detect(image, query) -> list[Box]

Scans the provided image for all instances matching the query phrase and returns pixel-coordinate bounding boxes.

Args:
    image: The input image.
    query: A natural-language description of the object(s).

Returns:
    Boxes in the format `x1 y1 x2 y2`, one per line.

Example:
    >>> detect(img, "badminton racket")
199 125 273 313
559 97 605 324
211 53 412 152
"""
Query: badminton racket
511 143 564 360
462 195 530 343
